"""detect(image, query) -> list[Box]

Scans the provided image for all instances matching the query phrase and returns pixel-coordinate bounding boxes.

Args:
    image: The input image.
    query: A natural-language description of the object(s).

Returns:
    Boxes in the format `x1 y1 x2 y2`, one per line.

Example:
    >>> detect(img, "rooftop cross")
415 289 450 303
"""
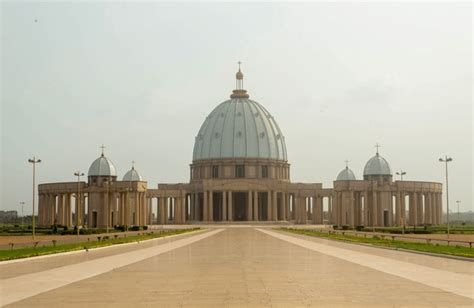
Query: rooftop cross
375 143 381 155
131 160 135 169
344 160 349 168
238 61 242 71
100 144 106 156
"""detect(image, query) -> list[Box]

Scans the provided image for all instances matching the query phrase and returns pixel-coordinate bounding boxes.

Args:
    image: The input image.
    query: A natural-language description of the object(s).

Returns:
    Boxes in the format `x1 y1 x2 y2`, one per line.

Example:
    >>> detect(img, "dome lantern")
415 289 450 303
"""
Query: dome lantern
231 61 249 99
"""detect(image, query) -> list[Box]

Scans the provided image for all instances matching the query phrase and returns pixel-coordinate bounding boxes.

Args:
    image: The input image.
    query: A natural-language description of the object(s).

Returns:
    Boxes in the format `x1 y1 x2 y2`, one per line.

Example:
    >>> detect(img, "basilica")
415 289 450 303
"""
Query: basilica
37 67 443 228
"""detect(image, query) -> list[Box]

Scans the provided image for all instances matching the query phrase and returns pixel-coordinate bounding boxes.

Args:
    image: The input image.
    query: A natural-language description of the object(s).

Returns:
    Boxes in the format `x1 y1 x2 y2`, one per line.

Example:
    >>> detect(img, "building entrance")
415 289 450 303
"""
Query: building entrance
233 192 247 221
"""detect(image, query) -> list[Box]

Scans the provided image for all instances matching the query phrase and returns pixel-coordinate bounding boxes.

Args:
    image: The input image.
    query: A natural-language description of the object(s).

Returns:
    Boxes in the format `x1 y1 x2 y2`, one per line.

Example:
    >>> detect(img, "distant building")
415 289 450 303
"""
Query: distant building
38 66 442 228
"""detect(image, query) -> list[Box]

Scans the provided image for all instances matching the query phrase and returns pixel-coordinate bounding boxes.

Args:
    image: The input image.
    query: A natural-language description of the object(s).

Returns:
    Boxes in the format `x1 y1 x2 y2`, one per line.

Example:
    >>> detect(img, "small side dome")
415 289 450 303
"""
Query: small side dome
122 166 143 181
88 153 117 177
363 152 391 176
336 166 356 181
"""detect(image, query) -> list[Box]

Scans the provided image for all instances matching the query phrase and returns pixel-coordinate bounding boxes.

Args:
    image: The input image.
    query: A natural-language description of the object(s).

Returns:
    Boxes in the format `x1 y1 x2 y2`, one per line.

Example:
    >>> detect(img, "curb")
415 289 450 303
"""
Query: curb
0 228 205 265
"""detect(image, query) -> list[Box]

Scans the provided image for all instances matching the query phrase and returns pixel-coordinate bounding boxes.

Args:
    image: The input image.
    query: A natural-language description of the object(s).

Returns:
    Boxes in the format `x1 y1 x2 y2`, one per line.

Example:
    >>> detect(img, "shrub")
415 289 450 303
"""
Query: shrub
355 225 364 231
332 225 338 230
341 225 349 230
130 226 140 231
143 226 148 230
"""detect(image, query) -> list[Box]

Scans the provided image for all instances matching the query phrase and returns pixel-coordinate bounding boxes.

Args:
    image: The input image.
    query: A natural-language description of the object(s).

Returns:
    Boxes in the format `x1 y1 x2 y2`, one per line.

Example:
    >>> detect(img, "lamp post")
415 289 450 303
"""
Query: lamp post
28 156 41 240
439 156 453 238
20 201 25 233
74 171 84 236
396 170 406 181
456 200 461 222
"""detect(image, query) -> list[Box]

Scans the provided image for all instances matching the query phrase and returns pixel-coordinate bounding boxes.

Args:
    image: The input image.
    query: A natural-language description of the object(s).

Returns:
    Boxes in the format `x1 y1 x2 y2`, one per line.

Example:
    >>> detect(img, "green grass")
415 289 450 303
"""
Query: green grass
281 228 474 258
0 228 200 261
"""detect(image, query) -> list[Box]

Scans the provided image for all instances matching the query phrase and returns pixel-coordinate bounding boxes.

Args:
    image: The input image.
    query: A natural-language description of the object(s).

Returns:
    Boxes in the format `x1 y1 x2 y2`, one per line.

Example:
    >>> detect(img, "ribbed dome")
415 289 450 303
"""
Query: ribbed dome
192 98 288 161
122 167 143 181
88 154 117 177
336 167 356 181
363 153 392 176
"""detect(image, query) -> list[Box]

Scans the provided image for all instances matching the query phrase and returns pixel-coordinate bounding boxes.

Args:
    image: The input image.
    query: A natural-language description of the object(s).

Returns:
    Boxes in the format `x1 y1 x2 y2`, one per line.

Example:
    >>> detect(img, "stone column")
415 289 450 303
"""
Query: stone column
400 192 406 227
222 192 227 221
56 194 64 226
247 191 253 221
182 196 186 224
417 193 424 225
425 193 432 224
372 191 378 227
253 191 259 221
209 191 214 222
349 191 355 226
266 191 272 221
203 191 208 221
164 197 169 224
314 196 322 224
189 194 195 221
125 192 131 226
228 191 233 221
272 191 278 221
174 197 180 224
395 192 401 226
328 196 333 224
65 194 72 227
282 192 288 221
412 192 418 226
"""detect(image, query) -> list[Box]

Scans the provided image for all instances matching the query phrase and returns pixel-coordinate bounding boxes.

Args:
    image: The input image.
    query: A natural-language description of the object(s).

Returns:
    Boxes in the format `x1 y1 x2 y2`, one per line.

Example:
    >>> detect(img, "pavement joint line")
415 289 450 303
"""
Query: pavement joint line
257 228 474 300
0 228 224 307
0 228 207 265
277 229 474 262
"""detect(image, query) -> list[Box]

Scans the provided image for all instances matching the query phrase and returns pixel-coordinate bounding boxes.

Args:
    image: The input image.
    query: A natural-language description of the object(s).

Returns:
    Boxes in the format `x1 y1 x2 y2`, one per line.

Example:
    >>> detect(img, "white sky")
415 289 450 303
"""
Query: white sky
1 2 472 213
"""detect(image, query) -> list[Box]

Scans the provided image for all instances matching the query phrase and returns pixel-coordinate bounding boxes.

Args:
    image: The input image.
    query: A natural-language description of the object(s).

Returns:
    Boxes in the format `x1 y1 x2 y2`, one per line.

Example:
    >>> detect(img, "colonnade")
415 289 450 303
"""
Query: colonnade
330 190 443 227
38 191 152 228
149 191 297 223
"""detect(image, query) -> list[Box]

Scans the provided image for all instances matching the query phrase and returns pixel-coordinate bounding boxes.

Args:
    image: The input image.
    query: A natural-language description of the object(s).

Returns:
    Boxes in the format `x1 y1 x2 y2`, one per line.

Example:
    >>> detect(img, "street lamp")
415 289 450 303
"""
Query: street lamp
439 156 453 238
396 170 406 181
28 156 41 240
74 171 84 236
20 201 25 233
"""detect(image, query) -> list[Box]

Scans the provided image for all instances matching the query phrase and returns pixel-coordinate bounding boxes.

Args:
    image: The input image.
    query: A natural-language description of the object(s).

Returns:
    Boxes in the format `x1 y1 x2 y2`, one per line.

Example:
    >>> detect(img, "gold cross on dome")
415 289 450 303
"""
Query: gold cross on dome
100 144 106 155
344 160 349 168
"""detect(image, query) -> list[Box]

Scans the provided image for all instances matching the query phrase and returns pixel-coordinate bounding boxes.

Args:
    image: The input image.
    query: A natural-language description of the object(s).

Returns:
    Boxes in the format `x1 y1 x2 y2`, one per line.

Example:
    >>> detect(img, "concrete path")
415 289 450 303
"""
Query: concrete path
1 227 473 307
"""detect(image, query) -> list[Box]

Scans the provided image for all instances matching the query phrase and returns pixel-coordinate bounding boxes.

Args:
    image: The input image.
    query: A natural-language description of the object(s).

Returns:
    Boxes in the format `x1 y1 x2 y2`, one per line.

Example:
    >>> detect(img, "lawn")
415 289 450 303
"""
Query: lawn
0 228 200 261
281 228 474 258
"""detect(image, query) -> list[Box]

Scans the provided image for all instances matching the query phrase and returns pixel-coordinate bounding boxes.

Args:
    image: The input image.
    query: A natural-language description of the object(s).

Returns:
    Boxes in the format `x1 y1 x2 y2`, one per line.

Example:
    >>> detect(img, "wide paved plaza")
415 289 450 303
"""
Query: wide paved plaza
1 226 473 307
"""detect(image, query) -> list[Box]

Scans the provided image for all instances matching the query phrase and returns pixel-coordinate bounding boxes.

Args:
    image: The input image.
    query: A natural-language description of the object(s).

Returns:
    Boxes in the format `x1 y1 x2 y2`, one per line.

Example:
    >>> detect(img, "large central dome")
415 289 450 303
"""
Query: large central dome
192 67 287 162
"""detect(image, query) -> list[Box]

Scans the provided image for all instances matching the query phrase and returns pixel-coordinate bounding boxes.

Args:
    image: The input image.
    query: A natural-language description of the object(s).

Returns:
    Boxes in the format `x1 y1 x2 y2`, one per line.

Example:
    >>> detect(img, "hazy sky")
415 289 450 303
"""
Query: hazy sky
1 2 472 214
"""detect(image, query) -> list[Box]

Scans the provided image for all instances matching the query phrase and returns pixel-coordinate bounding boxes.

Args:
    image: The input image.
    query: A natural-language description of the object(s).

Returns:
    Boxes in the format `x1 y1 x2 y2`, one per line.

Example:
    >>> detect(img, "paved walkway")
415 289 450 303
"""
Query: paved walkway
1 227 473 307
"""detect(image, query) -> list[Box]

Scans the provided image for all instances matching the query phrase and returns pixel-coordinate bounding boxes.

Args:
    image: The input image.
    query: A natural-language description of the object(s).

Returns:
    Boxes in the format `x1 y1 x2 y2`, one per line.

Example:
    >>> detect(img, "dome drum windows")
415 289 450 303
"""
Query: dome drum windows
212 165 219 179
235 165 245 178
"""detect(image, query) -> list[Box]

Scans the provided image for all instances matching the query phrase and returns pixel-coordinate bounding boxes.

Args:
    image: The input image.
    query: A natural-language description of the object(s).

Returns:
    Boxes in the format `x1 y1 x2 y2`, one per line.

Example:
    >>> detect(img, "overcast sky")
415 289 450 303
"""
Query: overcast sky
1 2 472 214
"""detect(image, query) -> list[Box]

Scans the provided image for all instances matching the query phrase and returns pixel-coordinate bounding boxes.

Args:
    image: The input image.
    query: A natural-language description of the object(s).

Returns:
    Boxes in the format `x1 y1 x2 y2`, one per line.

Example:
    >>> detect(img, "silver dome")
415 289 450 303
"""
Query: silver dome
122 167 143 181
193 98 287 161
336 167 357 181
363 153 392 176
88 154 117 177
